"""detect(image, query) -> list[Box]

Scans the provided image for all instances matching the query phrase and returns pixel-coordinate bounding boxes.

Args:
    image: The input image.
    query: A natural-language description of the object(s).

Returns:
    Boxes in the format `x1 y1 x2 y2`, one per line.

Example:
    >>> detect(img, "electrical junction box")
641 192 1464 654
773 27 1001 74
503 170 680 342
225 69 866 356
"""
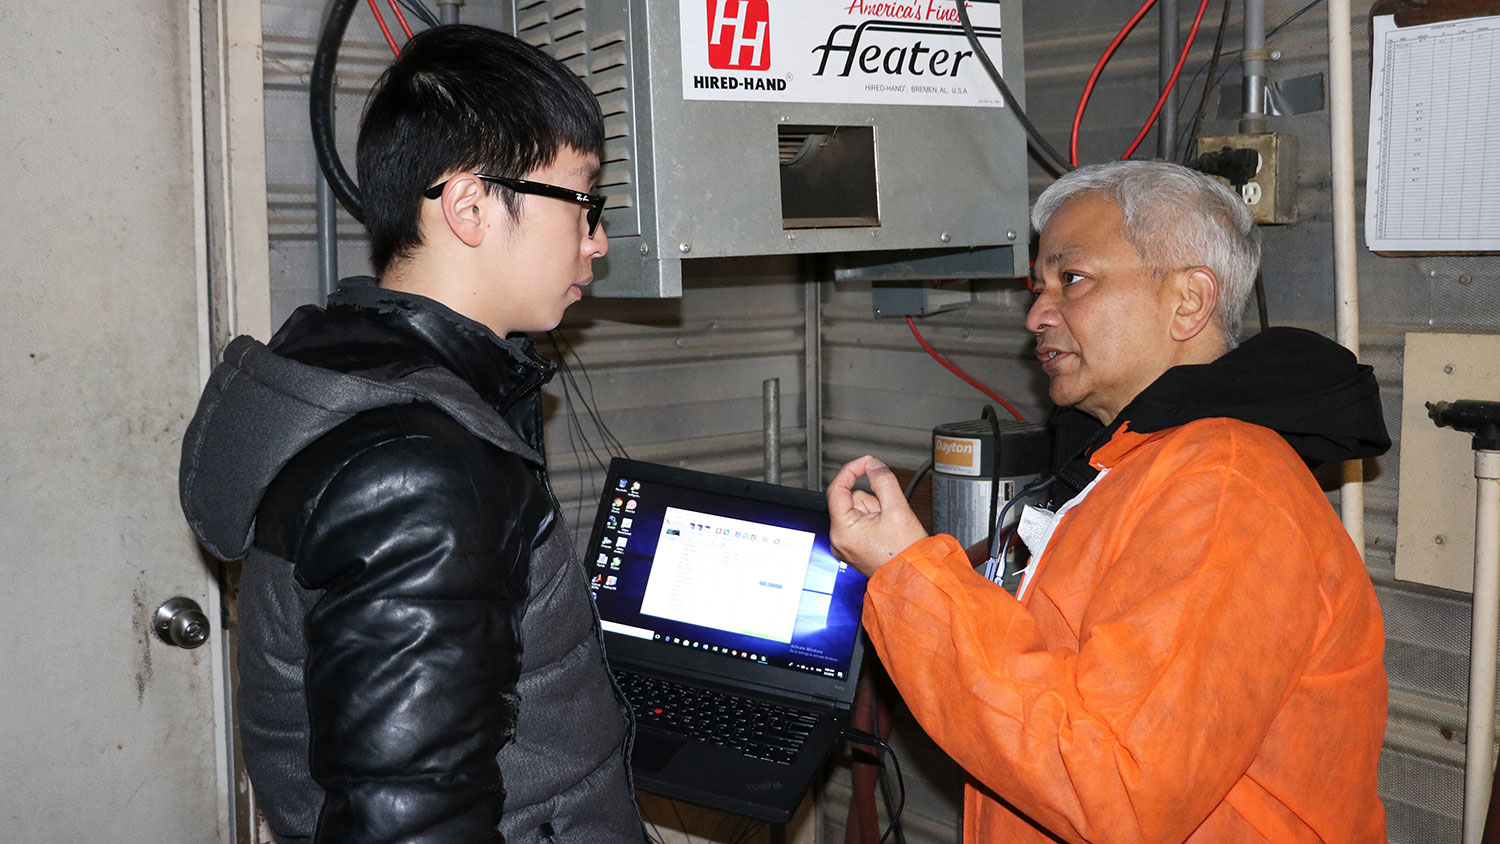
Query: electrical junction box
511 0 1032 297
871 279 971 317
1197 132 1299 225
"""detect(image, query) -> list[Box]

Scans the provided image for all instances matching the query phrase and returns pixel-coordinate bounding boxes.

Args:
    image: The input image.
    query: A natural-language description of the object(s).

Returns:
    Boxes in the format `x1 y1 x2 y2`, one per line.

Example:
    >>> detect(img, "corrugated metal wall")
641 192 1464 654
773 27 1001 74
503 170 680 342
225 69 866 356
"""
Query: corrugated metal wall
541 257 813 550
258 0 1498 840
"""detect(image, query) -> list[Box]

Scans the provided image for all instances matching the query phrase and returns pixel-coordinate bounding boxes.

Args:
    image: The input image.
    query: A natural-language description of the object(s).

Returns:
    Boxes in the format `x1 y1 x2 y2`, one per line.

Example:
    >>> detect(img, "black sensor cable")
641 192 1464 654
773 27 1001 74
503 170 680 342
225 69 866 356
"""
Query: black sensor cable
842 727 907 844
954 0 1073 175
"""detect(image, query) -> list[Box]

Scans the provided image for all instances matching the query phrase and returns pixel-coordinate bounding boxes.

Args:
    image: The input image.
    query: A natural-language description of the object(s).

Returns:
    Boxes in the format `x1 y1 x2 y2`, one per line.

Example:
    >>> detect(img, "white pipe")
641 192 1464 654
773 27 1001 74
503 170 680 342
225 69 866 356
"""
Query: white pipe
1327 0 1364 556
186 1 234 839
1465 449 1500 844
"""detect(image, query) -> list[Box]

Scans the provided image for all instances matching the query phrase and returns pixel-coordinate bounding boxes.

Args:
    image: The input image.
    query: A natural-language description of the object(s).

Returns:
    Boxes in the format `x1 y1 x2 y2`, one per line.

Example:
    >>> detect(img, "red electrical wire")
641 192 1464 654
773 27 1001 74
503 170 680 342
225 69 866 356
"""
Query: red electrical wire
906 317 1026 422
368 0 401 57
386 0 415 40
1070 0 1158 167
1120 0 1212 159
1069 0 1212 165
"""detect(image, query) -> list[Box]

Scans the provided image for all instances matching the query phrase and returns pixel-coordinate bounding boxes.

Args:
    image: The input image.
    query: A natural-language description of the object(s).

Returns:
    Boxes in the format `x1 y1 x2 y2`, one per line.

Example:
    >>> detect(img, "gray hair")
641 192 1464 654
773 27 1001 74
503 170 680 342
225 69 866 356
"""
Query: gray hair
1031 160 1261 344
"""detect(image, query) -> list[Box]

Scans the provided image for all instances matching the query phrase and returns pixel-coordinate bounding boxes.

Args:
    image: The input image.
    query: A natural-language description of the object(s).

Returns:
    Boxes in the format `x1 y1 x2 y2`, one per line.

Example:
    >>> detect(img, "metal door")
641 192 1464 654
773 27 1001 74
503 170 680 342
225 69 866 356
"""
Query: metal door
0 0 241 839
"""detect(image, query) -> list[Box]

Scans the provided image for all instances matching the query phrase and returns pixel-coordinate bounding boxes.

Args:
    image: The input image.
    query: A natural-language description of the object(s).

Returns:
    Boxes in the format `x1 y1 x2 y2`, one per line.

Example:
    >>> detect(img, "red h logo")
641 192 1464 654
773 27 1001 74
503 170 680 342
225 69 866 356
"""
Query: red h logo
707 0 771 70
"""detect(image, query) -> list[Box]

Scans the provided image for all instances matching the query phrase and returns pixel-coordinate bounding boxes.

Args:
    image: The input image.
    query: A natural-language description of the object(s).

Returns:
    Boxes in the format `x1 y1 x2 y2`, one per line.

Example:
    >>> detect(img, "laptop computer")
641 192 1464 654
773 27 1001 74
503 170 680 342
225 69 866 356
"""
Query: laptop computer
584 457 869 824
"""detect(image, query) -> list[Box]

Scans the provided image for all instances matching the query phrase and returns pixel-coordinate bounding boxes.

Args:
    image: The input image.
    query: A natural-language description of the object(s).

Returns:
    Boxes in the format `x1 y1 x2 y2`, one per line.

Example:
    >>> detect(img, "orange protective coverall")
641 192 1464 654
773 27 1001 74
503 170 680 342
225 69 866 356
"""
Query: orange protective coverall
863 418 1387 843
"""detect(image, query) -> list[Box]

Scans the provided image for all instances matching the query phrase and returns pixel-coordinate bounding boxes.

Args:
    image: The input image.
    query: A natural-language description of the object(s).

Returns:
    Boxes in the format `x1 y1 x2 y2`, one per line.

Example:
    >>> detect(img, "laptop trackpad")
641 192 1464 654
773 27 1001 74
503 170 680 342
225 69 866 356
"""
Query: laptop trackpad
632 733 686 773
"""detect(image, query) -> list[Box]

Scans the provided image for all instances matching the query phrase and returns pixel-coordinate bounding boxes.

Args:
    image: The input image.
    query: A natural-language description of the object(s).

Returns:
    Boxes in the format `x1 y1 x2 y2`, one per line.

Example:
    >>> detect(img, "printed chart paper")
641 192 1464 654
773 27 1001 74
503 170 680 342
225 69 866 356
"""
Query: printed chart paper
1365 14 1500 251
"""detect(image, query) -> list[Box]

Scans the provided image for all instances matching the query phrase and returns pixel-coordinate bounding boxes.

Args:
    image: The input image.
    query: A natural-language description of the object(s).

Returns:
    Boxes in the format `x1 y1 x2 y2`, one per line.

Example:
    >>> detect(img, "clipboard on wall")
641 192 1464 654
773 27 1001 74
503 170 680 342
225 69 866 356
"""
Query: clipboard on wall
1364 0 1500 255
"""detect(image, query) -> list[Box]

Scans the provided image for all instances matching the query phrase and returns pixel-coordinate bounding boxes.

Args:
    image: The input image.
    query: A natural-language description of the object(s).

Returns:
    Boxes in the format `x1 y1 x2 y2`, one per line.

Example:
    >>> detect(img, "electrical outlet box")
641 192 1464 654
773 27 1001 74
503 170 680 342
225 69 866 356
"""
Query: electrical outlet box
1197 132 1299 224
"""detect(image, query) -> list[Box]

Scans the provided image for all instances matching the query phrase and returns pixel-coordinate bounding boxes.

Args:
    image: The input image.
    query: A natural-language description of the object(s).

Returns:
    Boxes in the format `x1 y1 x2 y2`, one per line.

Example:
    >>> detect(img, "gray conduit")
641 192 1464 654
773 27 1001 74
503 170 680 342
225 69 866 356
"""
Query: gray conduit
1158 0 1179 160
317 172 338 301
1240 0 1268 133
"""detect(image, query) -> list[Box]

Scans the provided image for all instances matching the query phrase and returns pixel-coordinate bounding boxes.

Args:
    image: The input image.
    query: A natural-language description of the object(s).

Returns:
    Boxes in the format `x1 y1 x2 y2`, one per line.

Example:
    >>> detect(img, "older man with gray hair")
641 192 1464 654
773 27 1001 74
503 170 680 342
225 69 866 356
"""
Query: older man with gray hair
828 160 1390 843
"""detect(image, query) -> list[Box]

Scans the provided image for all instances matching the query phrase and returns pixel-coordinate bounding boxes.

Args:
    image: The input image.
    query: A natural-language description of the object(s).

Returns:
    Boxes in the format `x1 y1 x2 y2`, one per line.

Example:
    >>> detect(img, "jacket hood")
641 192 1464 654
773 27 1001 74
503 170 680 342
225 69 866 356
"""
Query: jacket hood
1054 326 1391 472
179 280 552 561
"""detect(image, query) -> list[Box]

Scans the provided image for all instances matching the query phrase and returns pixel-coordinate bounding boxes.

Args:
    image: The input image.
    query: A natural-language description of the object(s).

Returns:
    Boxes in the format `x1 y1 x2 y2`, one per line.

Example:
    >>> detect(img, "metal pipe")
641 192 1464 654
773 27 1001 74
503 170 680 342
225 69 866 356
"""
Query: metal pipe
763 377 781 485
804 274 823 491
316 171 338 301
1327 0 1363 553
1240 0 1268 134
1158 0 1179 160
436 0 462 25
1466 449 1500 844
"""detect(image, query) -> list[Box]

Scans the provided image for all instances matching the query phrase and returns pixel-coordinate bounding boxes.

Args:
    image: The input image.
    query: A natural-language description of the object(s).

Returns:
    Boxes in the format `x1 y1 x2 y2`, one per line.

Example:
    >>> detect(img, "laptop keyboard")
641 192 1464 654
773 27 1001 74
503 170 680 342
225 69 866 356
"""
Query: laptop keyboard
613 669 819 766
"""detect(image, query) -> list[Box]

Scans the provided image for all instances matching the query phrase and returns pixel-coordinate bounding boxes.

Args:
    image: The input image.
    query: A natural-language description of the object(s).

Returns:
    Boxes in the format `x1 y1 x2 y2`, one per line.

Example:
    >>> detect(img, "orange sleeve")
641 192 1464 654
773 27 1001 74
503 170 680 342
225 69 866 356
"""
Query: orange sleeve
862 464 1328 844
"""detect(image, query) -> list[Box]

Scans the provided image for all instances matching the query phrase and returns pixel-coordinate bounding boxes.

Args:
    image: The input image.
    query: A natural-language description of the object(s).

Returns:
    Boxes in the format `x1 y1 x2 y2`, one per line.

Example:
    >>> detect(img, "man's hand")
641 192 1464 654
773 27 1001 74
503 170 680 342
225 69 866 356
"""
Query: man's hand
826 455 929 578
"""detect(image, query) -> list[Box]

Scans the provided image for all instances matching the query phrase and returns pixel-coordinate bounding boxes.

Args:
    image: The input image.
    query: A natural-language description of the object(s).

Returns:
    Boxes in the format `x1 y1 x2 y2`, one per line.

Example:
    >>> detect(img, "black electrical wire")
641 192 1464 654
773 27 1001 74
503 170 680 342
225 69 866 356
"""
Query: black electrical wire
981 405 1003 557
987 473 1054 586
954 0 1073 175
1267 0 1326 40
546 330 632 532
548 330 630 458
843 728 907 844
1254 272 1269 333
1173 46 1237 156
1181 0 1232 164
311 0 367 222
395 0 440 28
1175 0 1330 158
555 359 601 531
865 689 908 844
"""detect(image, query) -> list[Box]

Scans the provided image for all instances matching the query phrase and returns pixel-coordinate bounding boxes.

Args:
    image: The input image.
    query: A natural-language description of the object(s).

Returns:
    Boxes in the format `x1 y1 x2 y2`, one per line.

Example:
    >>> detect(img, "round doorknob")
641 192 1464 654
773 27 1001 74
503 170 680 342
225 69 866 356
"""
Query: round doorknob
154 597 210 649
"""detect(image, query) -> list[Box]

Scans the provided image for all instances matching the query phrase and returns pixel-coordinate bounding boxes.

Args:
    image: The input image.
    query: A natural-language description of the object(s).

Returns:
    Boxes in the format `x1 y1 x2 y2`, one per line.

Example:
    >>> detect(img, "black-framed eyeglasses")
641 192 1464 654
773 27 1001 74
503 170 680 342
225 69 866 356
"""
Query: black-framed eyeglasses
424 174 606 237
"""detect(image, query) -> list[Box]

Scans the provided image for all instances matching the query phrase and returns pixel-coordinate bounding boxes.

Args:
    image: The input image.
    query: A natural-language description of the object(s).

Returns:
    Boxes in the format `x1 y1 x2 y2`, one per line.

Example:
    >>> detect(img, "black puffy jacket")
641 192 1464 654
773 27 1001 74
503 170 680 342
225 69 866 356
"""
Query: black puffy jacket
180 278 643 844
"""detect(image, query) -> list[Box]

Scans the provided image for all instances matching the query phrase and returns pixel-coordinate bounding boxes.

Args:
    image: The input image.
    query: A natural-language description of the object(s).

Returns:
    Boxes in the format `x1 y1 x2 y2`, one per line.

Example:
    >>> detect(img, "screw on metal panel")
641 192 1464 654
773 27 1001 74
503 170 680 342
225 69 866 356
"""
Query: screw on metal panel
870 230 880 237
1445 364 1455 374
639 243 649 255
1270 50 1282 60
788 232 797 241
1459 273 1473 285
1435 535 1447 545
675 337 685 347
940 232 951 243
679 242 691 254
780 115 789 122
1429 268 1440 278
1006 230 1017 240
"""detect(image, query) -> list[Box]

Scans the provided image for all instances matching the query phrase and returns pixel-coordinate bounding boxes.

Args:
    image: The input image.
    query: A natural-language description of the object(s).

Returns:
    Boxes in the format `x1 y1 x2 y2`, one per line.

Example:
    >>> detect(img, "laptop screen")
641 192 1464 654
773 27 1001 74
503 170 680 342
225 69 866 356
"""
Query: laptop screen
586 458 867 687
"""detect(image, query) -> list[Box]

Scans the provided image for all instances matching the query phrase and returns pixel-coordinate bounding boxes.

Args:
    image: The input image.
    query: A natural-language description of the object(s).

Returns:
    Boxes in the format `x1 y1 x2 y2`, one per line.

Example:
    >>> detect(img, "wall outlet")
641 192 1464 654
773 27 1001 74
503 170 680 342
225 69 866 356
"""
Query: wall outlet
1196 132 1299 224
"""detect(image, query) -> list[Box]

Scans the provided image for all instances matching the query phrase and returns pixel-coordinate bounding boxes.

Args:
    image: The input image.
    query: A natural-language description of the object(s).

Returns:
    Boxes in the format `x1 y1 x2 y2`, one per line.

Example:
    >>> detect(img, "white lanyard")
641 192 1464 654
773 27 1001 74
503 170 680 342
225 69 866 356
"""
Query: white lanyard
1013 468 1109 601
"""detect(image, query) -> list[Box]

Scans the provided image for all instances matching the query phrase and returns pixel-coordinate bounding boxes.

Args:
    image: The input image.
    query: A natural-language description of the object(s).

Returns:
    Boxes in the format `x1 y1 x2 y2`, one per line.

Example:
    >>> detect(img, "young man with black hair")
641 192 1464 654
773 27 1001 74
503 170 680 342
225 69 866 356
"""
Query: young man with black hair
180 25 644 844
